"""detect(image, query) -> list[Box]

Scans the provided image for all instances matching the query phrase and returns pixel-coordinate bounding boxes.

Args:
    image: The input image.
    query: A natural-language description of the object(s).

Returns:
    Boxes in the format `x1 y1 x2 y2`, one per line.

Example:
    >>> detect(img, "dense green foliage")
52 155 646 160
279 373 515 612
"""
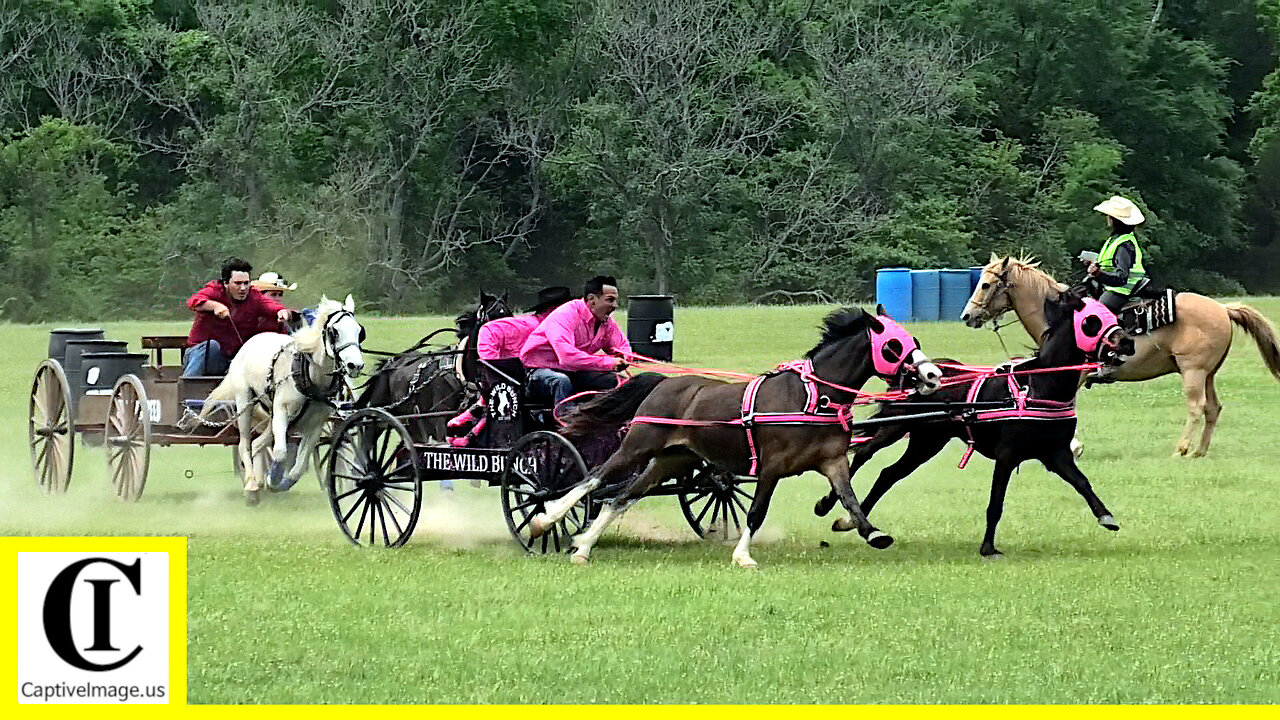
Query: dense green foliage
2 304 1279 702
3 0 1280 319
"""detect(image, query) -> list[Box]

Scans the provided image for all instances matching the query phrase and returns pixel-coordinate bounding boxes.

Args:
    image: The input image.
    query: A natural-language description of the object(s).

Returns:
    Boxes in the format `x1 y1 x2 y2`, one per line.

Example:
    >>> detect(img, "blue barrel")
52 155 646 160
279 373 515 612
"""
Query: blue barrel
940 269 971 322
875 268 912 321
910 270 940 322
970 266 985 293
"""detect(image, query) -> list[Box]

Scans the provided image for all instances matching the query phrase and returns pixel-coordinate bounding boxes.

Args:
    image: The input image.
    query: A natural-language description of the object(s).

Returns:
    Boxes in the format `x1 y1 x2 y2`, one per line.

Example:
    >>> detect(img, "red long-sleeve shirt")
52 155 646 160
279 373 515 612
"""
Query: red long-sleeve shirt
185 280 286 356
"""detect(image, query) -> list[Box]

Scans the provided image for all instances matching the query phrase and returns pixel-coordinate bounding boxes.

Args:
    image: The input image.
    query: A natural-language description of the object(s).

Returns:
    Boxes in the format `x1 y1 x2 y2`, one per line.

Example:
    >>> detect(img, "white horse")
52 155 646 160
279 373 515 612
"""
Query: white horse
199 295 366 504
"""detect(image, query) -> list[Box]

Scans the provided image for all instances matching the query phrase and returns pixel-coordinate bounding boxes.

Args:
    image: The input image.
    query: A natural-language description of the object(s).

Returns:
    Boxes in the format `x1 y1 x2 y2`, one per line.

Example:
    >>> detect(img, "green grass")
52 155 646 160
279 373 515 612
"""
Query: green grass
3 303 1279 703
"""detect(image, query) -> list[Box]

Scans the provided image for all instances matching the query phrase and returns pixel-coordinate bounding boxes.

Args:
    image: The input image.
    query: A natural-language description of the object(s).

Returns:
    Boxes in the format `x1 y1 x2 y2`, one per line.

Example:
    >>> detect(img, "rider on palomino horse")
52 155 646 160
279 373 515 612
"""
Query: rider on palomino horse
1083 195 1150 313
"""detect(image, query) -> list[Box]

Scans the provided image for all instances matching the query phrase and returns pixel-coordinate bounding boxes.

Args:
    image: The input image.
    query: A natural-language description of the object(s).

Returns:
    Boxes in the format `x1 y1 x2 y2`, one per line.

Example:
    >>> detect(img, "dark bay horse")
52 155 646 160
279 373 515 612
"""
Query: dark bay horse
815 292 1136 556
354 291 511 441
532 307 944 568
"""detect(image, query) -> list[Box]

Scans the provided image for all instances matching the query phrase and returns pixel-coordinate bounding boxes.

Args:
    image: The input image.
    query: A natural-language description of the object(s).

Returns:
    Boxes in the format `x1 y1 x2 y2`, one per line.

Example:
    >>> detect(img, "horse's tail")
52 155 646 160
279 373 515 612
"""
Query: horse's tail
1226 303 1280 381
560 372 666 439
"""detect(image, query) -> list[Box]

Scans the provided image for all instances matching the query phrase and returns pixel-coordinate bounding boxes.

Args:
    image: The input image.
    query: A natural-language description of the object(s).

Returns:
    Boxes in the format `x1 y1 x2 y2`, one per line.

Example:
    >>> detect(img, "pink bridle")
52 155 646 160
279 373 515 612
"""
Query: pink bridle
870 314 920 378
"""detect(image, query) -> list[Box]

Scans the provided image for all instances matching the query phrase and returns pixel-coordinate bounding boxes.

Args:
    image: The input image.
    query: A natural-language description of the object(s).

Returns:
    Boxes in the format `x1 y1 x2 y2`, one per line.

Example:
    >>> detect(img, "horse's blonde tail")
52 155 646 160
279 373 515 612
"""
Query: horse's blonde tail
1226 303 1280 381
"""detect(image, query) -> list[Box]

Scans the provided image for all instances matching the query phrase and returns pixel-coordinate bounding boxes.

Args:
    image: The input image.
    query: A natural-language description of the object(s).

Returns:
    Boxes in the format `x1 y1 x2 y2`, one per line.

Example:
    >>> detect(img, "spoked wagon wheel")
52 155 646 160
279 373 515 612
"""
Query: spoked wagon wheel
29 359 75 494
326 408 422 548
501 431 595 554
105 374 151 502
677 462 753 541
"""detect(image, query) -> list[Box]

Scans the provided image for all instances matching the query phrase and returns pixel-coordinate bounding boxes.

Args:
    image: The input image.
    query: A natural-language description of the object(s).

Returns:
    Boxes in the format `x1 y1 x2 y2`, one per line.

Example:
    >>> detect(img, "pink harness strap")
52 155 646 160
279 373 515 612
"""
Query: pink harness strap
954 363 1077 468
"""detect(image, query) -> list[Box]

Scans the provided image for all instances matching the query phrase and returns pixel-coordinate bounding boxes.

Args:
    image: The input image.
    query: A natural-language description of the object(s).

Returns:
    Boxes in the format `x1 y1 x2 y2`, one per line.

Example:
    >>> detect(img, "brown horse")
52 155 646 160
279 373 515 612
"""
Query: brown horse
529 308 944 568
960 255 1280 456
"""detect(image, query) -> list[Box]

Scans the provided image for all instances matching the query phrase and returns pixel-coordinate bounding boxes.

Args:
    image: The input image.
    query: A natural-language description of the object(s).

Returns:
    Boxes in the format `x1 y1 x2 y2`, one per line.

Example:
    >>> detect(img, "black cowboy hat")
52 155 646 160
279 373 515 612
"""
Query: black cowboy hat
527 286 573 313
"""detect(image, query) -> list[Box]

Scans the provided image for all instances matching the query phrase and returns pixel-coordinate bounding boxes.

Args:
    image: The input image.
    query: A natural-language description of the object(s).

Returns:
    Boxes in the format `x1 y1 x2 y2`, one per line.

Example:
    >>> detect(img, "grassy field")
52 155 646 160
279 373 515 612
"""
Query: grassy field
3 303 1279 703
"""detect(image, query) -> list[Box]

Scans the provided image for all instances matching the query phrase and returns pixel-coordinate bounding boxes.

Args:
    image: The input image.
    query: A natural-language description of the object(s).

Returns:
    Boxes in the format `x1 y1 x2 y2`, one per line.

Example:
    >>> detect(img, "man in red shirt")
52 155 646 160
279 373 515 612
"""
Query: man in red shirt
183 257 291 376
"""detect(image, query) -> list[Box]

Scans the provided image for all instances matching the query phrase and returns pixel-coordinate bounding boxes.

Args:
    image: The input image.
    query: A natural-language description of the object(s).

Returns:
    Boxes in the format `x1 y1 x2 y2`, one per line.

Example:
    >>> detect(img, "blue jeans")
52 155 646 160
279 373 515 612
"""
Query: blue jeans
183 339 230 377
527 368 574 408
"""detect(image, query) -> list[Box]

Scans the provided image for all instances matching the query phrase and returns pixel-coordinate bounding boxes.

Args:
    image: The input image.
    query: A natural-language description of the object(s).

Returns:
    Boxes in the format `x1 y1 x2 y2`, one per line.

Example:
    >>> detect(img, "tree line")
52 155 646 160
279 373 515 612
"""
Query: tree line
2 0 1279 321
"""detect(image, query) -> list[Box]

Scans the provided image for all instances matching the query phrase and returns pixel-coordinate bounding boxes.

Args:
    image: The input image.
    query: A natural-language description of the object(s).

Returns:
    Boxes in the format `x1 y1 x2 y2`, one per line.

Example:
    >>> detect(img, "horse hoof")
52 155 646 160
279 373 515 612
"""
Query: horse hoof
244 489 261 507
831 518 854 532
528 514 551 539
733 556 758 569
1098 514 1120 531
980 545 1002 558
570 553 590 566
814 495 836 517
866 530 894 550
1070 438 1084 459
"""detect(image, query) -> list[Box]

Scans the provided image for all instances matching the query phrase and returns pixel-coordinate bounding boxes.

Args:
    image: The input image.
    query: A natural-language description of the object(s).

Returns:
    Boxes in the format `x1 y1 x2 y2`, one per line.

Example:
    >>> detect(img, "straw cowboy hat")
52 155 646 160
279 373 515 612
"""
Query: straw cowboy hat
527 286 573 313
1093 195 1145 226
251 272 297 292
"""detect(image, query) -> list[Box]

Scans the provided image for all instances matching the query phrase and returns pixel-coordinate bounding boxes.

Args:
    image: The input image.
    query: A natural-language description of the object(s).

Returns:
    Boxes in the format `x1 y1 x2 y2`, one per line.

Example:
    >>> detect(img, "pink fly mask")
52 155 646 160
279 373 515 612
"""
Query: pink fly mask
1073 297 1122 357
870 314 920 377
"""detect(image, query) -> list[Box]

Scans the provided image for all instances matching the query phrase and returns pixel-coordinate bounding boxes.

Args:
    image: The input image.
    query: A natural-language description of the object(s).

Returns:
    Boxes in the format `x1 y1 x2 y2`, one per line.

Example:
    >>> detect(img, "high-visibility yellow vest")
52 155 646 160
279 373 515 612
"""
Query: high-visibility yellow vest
1098 232 1146 295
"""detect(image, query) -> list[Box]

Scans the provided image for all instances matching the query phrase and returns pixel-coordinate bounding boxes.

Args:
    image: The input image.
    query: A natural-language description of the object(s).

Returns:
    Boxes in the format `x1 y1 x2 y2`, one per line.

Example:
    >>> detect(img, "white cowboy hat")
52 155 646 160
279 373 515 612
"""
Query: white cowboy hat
1093 195 1145 226
251 272 297 292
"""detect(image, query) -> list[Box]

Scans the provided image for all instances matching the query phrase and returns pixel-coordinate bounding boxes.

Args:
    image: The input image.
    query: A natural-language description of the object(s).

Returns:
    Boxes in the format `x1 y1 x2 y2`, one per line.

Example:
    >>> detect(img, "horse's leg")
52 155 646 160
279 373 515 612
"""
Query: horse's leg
1193 371 1222 458
980 455 1017 557
1041 447 1119 532
283 408 329 487
814 426 904 518
731 473 782 568
530 427 664 538
860 431 951 517
267 395 294 487
1174 368 1209 457
818 455 892 549
236 391 262 504
570 453 693 565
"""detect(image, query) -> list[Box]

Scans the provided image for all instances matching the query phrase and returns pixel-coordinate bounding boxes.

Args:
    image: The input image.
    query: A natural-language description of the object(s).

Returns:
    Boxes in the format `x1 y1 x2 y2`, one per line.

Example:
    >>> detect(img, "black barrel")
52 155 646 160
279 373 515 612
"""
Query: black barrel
627 295 675 361
48 328 104 361
80 352 147 397
63 340 129 406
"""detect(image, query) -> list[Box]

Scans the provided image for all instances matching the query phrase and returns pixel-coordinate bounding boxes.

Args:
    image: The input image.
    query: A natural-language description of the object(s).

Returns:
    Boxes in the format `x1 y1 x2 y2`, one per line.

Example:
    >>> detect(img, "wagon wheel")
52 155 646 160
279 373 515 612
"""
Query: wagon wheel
326 408 422 548
677 462 753 541
500 431 595 554
105 374 151 502
29 359 75 494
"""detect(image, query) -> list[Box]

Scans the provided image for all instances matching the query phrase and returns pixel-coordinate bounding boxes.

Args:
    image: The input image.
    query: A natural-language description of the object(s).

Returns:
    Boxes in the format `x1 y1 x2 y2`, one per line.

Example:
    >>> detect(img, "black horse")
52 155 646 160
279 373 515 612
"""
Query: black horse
354 291 512 442
815 291 1136 556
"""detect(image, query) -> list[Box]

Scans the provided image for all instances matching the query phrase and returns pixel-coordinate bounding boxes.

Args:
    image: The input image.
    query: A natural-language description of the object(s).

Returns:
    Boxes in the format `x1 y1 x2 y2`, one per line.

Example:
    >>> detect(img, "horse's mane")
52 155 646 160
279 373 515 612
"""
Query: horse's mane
985 253 1070 297
806 307 872 359
293 299 344 353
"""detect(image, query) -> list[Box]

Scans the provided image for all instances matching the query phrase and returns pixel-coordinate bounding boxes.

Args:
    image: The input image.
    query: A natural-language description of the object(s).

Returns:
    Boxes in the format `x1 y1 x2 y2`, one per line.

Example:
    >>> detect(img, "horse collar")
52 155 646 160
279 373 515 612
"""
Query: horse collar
293 351 344 405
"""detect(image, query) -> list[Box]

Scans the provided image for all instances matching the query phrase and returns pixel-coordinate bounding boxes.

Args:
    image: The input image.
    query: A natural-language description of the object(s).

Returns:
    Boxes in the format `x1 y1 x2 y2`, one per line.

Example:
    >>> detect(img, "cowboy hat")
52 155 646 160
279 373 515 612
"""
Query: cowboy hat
527 286 572 313
251 272 297 292
1093 195 1145 226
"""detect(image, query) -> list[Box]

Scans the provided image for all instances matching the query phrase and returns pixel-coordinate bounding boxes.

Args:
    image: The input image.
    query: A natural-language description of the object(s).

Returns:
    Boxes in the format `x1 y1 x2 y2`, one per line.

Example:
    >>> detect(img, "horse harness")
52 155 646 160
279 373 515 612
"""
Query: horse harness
256 309 363 422
631 316 923 477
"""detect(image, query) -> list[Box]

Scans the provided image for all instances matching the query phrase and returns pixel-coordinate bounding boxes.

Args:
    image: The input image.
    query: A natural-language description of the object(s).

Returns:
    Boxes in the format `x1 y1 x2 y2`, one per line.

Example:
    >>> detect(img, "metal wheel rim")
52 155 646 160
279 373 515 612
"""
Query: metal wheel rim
500 431 594 555
105 375 150 502
326 409 422 548
678 464 752 541
29 360 75 494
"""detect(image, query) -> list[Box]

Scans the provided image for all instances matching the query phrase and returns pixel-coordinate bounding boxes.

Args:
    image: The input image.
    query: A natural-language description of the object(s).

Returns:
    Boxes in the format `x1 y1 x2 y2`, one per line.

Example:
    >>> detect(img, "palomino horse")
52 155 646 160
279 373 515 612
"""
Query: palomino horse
816 292 1135 556
199 296 366 503
530 307 944 568
960 255 1280 457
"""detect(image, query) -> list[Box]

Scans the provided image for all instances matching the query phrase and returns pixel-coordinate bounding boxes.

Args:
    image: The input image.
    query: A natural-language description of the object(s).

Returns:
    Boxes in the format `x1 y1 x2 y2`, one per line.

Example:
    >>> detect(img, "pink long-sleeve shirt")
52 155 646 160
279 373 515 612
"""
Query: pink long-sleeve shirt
519 299 631 372
476 314 542 361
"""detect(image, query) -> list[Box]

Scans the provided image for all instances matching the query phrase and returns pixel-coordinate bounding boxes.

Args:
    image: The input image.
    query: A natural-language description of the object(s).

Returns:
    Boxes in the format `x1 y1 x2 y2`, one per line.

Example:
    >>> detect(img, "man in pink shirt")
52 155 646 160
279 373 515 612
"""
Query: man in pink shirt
475 286 571 361
520 275 632 408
